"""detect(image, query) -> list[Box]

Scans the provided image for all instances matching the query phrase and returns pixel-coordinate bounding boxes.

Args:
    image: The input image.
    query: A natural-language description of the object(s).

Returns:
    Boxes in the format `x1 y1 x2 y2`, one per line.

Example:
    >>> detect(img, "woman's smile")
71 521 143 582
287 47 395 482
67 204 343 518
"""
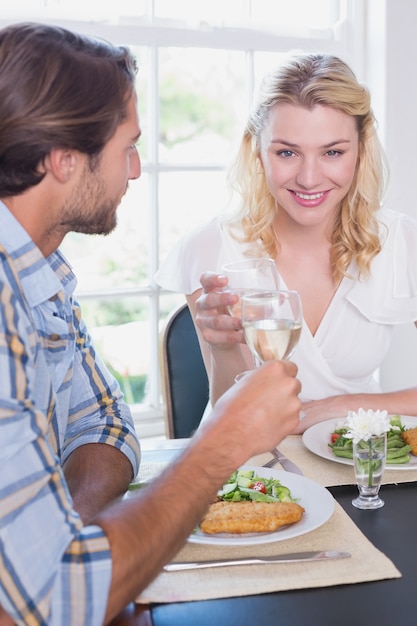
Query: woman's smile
289 189 330 207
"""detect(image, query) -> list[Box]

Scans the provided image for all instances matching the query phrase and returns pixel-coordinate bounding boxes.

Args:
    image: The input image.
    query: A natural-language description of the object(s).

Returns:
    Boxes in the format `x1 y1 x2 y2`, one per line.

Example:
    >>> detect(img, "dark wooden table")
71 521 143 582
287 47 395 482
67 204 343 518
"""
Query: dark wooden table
111 481 417 626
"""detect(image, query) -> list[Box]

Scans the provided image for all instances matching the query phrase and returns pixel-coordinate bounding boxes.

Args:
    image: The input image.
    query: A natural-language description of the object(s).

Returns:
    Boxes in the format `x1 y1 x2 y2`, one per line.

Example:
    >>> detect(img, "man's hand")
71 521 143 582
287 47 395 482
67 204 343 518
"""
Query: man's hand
197 359 302 464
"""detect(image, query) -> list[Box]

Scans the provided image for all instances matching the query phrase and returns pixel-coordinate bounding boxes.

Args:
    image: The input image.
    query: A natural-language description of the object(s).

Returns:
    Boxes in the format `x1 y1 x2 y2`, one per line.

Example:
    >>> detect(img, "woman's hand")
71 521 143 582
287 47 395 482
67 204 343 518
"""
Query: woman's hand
291 394 366 434
187 273 256 403
193 272 245 349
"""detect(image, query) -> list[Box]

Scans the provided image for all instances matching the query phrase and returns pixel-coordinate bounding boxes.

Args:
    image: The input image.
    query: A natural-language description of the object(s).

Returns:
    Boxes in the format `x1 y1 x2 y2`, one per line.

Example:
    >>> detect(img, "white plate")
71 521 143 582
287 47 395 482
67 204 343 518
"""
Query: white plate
302 416 417 470
188 465 334 546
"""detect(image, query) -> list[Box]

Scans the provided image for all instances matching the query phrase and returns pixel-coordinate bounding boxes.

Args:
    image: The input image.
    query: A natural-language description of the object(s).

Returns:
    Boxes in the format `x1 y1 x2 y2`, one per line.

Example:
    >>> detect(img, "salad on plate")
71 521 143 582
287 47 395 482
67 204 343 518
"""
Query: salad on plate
329 414 412 465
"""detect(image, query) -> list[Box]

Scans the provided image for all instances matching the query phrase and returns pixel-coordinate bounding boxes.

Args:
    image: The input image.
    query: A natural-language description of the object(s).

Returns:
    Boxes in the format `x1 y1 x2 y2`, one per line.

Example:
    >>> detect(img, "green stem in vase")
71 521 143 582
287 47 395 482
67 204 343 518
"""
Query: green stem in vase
368 439 373 487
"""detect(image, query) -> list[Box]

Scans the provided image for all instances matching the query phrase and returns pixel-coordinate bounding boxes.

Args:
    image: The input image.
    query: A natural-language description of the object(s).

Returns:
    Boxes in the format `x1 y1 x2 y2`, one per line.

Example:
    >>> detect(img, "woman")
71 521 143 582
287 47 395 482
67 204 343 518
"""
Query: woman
156 52 417 433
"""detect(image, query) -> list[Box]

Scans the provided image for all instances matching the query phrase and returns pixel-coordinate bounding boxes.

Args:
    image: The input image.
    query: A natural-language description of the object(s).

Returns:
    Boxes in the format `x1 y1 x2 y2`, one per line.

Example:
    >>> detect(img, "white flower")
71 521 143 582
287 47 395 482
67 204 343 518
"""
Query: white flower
344 408 391 444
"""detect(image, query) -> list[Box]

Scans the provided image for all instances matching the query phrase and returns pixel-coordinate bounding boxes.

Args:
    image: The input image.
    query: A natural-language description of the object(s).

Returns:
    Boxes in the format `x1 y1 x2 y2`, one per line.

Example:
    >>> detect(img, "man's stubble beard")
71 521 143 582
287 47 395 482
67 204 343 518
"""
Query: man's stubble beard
59 161 119 236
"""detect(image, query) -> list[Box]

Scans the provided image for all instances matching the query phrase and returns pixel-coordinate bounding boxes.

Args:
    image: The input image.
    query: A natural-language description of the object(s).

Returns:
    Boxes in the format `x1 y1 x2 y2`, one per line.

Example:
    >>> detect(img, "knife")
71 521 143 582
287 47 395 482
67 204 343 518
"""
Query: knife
164 550 350 571
274 449 304 475
264 448 304 475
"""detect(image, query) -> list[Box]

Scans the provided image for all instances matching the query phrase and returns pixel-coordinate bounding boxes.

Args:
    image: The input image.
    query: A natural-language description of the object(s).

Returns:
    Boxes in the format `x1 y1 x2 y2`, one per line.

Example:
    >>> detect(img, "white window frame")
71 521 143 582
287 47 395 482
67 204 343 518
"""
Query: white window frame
0 1 366 438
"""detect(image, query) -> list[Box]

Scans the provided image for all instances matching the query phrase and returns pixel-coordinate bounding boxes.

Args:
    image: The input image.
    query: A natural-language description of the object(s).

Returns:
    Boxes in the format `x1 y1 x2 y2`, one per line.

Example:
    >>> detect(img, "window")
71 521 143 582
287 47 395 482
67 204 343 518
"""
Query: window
1 0 363 437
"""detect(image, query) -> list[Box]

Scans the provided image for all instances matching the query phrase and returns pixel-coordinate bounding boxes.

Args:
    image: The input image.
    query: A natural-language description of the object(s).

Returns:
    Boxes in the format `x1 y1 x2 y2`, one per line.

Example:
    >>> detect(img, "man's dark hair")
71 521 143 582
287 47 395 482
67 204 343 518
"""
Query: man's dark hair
0 22 138 195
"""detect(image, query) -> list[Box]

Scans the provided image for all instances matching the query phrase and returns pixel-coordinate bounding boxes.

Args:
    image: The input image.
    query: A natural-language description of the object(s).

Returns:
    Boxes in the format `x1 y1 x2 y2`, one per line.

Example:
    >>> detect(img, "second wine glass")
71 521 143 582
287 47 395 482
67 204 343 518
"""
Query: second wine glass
241 290 302 362
221 258 279 318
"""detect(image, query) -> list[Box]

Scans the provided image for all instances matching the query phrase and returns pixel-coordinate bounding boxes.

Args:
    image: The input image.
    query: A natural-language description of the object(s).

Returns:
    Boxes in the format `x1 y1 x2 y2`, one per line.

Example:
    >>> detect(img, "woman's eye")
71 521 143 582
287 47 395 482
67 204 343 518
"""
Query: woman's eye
326 149 343 157
277 150 295 158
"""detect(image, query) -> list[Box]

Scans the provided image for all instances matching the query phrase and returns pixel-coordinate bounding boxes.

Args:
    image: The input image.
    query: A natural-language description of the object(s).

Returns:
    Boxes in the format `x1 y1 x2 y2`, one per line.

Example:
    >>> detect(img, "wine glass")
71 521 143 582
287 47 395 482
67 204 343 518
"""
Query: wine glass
241 290 302 362
221 258 279 318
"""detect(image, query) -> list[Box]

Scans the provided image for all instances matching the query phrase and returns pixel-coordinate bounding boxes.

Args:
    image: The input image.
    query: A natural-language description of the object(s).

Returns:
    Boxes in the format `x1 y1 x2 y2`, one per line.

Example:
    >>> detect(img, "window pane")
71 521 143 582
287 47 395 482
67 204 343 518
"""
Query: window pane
160 293 186 321
250 0 339 29
158 48 247 164
153 0 339 28
132 46 151 164
154 0 247 23
83 296 150 405
118 0 147 17
31 0 147 18
254 51 292 91
158 170 229 264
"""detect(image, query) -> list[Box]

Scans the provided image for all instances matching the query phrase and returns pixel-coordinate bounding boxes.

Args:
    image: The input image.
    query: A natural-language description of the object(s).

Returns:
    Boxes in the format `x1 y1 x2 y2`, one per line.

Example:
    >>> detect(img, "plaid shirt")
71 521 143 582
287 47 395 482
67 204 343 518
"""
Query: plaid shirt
0 201 141 625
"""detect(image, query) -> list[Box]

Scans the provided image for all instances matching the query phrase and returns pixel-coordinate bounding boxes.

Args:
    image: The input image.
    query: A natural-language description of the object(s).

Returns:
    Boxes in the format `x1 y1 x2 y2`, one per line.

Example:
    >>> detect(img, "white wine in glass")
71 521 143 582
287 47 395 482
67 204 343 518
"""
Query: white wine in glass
241 290 302 362
221 258 279 318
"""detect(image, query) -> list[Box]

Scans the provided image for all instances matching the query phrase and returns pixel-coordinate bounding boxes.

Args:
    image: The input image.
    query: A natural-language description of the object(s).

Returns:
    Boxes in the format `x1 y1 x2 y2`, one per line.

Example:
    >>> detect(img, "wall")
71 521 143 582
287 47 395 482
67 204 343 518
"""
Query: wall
366 0 417 392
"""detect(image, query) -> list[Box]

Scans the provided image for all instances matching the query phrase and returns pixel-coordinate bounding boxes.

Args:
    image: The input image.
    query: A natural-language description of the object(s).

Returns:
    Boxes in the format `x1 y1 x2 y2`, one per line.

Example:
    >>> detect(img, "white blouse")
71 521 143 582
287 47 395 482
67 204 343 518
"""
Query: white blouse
156 208 417 401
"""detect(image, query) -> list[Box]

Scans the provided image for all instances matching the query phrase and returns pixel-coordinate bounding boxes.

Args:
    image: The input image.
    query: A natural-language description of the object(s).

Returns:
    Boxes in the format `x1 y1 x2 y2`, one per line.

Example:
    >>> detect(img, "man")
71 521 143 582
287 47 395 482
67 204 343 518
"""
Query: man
0 22 302 625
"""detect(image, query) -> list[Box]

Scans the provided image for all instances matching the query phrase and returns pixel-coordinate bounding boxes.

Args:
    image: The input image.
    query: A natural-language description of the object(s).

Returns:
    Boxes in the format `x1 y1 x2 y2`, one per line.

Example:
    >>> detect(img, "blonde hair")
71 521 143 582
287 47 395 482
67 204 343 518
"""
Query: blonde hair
227 53 388 281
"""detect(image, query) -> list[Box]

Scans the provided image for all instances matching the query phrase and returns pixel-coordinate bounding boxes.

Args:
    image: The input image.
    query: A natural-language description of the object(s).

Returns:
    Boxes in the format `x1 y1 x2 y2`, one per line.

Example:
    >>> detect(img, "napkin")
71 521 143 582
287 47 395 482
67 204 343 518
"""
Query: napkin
135 502 400 604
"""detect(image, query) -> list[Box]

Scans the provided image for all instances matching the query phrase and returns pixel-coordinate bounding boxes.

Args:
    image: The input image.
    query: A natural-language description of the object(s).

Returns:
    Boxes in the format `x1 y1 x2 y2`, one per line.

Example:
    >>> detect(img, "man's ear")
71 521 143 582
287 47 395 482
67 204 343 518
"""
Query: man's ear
42 149 78 183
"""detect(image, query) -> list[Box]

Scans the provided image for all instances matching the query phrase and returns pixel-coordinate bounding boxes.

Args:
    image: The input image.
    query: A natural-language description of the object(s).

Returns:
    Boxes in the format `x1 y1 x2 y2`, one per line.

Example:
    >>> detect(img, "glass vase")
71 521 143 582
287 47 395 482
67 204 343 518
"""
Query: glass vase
352 434 387 510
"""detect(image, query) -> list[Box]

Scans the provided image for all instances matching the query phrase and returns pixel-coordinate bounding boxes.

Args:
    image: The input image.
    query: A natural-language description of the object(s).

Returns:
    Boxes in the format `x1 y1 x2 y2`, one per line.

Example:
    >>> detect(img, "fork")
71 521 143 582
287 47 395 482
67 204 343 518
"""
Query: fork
263 451 281 469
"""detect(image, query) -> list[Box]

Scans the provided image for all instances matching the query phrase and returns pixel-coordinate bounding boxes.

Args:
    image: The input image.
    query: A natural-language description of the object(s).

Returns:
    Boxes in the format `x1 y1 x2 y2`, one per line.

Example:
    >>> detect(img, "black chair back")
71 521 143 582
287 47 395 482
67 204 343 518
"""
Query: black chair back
160 303 209 438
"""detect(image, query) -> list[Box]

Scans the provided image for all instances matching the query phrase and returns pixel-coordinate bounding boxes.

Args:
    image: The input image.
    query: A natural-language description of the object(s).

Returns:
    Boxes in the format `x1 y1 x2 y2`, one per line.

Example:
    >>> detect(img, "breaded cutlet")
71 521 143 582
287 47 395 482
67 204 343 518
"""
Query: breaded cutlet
401 426 417 455
200 500 305 534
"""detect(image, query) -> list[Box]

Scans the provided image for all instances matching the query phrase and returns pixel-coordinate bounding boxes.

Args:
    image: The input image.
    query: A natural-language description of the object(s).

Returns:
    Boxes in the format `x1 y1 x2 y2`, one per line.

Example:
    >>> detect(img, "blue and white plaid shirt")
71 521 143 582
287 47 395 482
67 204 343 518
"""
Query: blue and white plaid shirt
0 201 141 625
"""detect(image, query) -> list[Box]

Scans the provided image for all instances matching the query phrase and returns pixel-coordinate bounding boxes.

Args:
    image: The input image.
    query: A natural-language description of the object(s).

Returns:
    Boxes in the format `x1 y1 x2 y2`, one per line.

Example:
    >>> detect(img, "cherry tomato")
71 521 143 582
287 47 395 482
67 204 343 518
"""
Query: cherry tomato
330 433 340 443
251 481 267 494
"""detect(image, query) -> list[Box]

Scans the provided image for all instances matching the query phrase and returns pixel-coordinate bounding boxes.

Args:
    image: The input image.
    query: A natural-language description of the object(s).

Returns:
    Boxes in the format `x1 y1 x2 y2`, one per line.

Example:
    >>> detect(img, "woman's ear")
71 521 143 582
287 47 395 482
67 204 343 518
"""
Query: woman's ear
257 151 264 170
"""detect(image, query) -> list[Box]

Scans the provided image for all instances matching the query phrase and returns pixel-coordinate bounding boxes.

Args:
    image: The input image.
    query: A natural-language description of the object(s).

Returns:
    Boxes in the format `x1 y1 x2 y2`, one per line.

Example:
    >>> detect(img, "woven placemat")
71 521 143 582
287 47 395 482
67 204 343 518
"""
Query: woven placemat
135 501 400 604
